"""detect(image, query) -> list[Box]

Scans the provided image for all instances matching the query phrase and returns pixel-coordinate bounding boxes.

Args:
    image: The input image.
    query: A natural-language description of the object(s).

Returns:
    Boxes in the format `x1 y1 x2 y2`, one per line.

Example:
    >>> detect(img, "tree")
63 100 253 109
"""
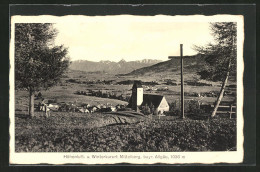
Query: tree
149 102 155 114
193 22 237 117
15 23 70 117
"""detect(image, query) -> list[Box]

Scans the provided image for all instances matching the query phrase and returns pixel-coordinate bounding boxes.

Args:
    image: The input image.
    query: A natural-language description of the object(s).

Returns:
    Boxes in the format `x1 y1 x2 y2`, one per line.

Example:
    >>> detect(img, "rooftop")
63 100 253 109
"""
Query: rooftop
128 94 164 108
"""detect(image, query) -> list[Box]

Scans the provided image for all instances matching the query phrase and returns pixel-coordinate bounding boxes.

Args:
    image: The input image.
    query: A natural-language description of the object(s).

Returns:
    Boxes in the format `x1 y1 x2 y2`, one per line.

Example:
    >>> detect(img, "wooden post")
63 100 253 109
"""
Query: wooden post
180 44 185 119
230 104 233 119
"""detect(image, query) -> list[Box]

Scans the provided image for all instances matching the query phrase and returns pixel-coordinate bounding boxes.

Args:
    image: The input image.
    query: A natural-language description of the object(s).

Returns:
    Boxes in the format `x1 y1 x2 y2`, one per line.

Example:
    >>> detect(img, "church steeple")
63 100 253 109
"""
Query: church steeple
131 81 143 111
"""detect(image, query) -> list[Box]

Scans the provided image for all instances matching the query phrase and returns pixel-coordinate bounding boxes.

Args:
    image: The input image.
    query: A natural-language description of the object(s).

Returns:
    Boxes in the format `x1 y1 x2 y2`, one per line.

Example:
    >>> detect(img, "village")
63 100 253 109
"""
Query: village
35 76 235 118
36 81 172 116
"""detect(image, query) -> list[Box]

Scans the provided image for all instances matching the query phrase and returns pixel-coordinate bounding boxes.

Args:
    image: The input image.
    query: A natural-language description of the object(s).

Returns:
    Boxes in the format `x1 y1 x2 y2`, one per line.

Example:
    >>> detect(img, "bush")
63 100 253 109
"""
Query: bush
153 109 158 115
164 111 175 116
15 114 236 152
141 104 151 115
169 100 204 115
186 100 204 115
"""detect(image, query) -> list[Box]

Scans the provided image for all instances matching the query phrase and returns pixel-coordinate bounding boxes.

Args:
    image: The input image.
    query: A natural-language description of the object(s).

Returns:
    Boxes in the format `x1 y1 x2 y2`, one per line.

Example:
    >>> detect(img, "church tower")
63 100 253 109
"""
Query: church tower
132 81 143 111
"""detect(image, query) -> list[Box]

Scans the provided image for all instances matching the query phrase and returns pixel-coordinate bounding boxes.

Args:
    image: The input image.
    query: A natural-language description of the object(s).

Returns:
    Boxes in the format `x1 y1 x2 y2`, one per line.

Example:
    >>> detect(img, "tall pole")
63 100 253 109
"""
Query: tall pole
180 44 185 119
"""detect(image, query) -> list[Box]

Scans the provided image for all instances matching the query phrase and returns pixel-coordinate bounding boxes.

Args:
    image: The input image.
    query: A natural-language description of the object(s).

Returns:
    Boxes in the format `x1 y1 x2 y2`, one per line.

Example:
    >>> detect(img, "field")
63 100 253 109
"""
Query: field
14 69 237 152
63 69 236 105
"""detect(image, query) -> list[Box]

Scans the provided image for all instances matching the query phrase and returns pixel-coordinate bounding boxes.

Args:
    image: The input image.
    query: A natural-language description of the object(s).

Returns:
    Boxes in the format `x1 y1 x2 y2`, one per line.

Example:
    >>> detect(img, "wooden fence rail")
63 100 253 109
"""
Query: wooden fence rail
211 104 236 119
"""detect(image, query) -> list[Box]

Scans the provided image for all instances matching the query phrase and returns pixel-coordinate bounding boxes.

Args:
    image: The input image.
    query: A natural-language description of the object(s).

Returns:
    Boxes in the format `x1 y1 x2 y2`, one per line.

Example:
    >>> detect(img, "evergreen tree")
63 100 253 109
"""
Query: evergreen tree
193 22 237 117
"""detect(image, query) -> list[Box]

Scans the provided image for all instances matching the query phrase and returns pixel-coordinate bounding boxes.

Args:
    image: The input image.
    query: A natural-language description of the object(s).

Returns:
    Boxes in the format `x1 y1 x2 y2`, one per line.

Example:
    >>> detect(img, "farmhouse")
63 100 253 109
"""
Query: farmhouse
78 108 89 113
128 81 169 114
88 106 99 113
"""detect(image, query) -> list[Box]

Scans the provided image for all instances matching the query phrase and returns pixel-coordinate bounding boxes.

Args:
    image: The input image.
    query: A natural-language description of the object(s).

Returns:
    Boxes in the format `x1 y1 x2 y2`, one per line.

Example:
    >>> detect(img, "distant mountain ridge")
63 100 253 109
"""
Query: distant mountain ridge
69 59 162 74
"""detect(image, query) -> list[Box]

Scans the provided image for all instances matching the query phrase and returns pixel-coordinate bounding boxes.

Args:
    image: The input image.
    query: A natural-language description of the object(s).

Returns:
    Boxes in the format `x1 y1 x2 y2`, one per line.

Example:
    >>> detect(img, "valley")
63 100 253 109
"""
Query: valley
15 55 237 152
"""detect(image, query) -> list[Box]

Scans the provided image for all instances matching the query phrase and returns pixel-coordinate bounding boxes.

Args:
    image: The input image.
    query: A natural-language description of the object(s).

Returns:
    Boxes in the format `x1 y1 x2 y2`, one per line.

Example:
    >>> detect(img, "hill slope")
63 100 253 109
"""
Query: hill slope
123 55 206 78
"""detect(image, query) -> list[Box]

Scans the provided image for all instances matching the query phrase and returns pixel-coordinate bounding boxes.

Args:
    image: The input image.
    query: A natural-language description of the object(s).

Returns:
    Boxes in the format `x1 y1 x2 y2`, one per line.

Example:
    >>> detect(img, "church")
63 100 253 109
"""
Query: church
128 81 170 114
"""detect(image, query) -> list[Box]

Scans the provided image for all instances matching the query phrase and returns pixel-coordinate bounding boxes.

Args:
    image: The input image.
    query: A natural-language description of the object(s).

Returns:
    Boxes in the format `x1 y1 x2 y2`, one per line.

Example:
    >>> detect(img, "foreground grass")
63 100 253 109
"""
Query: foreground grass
15 112 236 152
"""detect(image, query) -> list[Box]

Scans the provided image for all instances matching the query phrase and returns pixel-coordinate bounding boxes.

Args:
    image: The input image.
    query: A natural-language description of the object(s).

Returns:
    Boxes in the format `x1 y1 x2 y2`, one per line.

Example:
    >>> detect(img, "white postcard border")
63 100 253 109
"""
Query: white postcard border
9 14 244 165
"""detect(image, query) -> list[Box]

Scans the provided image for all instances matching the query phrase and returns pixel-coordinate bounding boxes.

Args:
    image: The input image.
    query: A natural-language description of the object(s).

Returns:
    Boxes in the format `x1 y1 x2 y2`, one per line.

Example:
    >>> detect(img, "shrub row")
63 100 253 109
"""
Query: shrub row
15 117 236 152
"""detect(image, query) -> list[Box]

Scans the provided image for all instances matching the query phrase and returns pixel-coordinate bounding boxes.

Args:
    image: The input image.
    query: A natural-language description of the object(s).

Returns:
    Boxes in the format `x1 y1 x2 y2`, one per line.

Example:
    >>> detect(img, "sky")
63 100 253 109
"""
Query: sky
54 15 214 62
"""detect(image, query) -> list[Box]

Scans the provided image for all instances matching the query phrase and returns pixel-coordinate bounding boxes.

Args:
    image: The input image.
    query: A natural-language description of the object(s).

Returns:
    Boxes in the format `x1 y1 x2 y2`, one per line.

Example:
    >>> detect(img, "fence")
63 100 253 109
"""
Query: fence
211 104 236 119
171 99 236 118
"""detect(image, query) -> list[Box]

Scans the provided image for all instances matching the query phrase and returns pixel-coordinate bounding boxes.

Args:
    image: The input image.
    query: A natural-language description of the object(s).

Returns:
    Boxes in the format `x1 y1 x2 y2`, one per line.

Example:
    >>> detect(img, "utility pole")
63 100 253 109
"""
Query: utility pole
168 44 185 119
180 44 185 119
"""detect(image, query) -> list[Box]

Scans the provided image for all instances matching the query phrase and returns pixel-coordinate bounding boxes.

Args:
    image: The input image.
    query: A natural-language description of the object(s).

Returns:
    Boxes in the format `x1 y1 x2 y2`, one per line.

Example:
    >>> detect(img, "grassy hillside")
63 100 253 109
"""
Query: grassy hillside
124 55 206 78
122 54 237 86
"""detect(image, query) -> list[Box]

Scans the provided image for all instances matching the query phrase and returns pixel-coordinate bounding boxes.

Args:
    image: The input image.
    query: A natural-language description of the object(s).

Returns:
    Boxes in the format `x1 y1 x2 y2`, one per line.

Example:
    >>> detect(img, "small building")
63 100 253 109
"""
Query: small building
128 81 170 114
88 106 99 113
81 103 91 108
99 106 116 112
100 105 107 109
109 106 117 112
78 108 89 113
116 104 125 110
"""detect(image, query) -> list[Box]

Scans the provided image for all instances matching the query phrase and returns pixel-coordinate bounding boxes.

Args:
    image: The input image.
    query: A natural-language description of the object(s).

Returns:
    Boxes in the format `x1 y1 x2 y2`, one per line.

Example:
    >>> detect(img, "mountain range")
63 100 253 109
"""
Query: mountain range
69 59 162 74
69 55 236 85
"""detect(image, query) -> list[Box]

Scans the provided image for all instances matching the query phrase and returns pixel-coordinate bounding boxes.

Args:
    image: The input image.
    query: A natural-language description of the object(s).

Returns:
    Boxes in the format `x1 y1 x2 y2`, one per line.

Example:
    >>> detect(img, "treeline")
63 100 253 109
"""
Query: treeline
117 80 159 86
66 79 159 86
66 79 115 85
75 90 131 102
163 79 213 86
